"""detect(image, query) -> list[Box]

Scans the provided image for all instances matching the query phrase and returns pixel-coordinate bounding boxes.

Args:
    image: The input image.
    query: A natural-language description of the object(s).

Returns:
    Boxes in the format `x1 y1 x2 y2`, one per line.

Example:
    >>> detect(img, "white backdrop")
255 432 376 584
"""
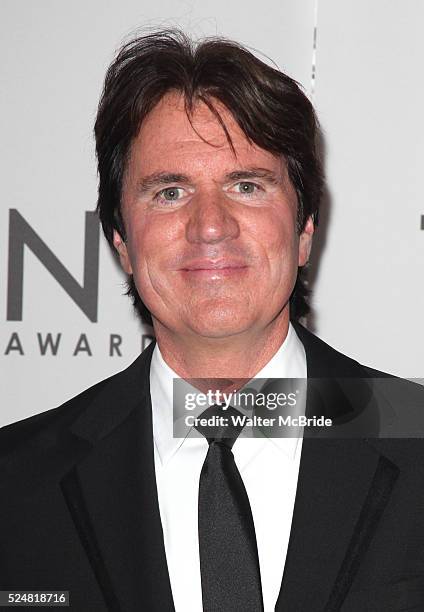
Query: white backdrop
1 0 422 427
312 0 424 378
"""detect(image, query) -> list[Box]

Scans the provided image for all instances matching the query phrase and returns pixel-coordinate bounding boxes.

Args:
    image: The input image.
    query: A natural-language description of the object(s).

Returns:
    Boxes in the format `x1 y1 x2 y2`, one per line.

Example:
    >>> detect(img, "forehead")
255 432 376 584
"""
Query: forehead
128 91 282 175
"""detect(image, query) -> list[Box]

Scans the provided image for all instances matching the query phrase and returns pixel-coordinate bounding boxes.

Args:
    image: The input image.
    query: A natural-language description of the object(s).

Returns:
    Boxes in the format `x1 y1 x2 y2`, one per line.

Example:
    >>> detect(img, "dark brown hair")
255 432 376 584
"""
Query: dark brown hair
95 29 323 324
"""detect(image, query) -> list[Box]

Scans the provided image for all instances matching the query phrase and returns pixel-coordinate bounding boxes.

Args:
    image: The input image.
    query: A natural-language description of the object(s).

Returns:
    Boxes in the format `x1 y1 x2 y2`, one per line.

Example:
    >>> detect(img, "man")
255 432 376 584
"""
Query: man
1 29 424 612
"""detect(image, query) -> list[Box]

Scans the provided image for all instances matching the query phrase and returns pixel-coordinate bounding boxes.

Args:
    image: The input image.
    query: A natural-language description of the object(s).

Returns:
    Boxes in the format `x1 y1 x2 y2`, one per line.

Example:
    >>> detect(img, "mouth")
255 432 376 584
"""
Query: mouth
180 259 249 279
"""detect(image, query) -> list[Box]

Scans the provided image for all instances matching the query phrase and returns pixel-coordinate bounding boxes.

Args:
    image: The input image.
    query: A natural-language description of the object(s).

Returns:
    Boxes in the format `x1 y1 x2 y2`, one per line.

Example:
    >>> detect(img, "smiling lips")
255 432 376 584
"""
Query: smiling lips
181 259 248 278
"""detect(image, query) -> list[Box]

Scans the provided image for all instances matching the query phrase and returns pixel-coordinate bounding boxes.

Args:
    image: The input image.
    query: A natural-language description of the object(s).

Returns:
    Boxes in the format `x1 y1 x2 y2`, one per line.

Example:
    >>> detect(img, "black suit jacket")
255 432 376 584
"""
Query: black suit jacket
1 323 424 612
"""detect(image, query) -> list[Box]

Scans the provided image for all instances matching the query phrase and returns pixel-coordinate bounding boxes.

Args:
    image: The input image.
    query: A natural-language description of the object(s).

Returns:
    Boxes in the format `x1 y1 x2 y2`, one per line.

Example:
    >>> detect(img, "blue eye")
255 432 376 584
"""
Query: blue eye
237 182 258 194
158 187 183 201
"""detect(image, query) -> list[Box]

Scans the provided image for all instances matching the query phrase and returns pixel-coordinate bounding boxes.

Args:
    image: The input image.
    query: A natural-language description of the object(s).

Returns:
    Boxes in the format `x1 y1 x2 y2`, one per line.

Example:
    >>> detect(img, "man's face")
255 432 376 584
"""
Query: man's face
114 92 313 339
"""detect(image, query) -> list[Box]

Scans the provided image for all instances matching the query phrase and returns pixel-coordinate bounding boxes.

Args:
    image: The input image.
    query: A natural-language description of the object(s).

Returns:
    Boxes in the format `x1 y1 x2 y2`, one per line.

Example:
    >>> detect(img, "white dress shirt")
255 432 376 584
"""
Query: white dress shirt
150 323 307 612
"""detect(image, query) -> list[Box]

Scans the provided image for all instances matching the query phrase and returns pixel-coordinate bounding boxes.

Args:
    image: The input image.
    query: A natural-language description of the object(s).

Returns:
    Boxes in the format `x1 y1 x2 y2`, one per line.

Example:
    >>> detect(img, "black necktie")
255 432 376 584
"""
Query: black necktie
196 404 264 612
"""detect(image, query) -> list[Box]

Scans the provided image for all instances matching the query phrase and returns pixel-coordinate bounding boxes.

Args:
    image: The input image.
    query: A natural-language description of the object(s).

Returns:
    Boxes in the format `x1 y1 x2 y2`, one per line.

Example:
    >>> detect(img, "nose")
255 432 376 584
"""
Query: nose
185 190 240 245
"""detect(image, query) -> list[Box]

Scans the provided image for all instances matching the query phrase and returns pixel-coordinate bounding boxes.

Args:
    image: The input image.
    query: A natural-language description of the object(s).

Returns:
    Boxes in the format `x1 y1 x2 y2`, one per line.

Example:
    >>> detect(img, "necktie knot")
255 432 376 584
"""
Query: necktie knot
194 404 245 449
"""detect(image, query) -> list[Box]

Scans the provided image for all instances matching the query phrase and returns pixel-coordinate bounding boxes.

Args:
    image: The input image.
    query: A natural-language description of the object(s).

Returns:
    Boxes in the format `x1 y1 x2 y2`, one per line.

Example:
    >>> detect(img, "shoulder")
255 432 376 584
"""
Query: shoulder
292 320 401 380
293 320 423 391
0 378 108 458
292 322 424 443
0 340 156 459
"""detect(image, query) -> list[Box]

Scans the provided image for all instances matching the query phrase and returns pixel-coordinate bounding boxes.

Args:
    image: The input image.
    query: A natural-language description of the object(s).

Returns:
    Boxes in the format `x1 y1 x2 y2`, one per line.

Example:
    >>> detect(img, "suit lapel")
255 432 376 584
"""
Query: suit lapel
275 324 400 611
61 341 175 612
275 438 398 611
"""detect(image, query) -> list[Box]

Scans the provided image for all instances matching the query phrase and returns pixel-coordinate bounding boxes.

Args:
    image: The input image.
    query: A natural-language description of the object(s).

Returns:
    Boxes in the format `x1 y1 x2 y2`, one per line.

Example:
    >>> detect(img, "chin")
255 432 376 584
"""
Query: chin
186 304 254 338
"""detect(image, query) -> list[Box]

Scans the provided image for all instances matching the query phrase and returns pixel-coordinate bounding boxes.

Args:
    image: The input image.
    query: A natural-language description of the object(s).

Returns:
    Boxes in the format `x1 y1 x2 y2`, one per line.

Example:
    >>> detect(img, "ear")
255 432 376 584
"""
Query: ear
113 229 133 274
298 216 315 266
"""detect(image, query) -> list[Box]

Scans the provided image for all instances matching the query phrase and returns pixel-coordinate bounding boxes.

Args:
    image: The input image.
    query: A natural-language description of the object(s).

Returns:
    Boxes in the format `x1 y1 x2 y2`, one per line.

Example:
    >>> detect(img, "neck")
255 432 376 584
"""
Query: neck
152 312 290 392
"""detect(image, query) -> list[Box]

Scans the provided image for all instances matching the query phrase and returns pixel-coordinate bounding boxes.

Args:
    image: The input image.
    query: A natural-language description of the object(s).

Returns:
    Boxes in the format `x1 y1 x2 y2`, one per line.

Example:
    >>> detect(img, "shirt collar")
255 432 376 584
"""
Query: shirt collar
150 323 307 465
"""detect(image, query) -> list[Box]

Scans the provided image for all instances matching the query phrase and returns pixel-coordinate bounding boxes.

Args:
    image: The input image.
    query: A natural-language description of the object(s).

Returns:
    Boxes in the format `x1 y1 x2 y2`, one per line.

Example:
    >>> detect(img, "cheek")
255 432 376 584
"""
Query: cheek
125 216 179 287
121 215 151 283
260 213 299 270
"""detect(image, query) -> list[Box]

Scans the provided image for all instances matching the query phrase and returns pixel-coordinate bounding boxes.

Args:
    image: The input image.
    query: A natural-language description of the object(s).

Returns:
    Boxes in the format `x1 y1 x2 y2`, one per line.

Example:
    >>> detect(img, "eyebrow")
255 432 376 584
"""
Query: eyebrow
135 167 280 195
135 173 190 195
224 168 280 184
